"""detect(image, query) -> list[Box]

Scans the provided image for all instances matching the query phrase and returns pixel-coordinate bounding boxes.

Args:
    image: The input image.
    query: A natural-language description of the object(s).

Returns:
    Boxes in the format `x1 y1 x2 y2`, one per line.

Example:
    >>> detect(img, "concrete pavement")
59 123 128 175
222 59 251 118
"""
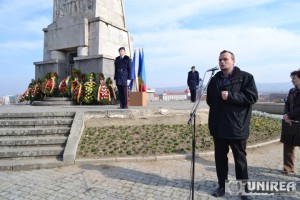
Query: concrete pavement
0 142 299 200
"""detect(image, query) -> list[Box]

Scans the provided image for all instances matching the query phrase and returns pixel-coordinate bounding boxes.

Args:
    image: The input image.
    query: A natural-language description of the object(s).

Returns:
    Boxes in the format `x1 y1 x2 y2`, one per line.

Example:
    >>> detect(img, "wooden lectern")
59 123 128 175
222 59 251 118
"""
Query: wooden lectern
128 92 147 106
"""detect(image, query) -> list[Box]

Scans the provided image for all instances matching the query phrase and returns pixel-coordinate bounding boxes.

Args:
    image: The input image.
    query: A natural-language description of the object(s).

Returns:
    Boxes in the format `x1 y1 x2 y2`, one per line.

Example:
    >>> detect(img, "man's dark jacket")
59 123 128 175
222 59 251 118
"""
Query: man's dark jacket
206 67 258 139
280 88 300 146
187 71 200 90
114 55 132 86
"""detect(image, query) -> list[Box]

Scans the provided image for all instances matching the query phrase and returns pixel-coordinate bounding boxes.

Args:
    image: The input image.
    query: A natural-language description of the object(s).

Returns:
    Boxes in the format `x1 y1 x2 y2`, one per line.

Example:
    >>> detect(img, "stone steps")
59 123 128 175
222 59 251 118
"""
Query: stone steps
0 118 73 128
0 136 68 146
0 112 75 170
0 112 75 119
0 157 64 171
0 127 70 136
0 146 65 158
32 97 72 106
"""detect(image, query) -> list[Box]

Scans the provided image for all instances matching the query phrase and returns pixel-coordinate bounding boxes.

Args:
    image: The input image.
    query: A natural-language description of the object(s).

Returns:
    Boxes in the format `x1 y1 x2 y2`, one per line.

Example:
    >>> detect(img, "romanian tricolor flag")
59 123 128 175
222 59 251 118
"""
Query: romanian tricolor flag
129 50 138 92
138 49 146 92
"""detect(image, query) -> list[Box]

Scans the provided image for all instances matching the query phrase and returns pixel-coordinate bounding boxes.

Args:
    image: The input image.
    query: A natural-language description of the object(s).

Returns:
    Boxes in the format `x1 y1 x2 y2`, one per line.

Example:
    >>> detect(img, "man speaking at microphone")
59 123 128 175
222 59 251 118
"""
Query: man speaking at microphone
206 50 258 199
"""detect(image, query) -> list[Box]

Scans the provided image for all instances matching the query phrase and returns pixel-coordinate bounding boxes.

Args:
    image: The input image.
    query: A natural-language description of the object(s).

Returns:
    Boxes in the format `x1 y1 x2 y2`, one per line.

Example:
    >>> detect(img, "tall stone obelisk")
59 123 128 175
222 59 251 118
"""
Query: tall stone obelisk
34 0 133 81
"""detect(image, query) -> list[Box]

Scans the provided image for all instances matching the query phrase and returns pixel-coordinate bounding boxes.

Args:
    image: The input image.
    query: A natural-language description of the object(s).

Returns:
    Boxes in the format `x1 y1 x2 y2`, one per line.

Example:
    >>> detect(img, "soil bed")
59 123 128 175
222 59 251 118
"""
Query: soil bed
77 115 281 159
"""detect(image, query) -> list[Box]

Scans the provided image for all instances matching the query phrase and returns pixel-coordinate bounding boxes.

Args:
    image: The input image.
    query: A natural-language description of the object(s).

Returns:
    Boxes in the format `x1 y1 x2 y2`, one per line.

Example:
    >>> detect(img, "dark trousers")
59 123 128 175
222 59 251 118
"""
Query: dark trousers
117 85 128 108
190 90 196 102
213 137 248 187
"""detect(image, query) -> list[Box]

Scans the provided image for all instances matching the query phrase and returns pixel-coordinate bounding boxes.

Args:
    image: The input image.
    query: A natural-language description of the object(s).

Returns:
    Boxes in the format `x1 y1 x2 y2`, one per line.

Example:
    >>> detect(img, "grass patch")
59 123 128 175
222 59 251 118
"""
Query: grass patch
77 116 281 159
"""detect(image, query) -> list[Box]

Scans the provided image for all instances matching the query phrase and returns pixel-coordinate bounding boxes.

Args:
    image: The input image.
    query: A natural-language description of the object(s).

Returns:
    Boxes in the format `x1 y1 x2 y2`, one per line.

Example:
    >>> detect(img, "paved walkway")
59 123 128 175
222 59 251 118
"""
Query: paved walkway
0 103 298 199
0 142 299 200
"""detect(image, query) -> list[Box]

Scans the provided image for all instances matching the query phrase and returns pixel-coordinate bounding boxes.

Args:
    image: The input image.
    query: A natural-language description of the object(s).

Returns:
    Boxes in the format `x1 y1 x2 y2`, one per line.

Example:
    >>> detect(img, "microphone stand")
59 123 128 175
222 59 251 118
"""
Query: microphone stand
188 69 216 200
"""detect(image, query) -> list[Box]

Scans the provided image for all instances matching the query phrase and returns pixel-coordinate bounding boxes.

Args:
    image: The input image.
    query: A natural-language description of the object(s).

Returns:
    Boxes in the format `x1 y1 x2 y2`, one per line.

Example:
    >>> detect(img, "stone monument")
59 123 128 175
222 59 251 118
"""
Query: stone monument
34 0 133 81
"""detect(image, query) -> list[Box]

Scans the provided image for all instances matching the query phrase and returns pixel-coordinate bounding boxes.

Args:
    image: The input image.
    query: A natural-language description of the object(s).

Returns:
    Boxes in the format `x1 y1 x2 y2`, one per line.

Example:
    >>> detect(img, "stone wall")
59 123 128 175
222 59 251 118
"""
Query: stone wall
253 102 284 115
35 60 67 80
74 55 115 78
44 16 88 60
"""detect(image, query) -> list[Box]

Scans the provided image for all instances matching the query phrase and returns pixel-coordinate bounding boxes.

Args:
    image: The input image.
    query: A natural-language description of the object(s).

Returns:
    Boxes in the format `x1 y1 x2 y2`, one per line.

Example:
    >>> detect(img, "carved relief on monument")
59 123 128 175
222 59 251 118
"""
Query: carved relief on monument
55 0 95 18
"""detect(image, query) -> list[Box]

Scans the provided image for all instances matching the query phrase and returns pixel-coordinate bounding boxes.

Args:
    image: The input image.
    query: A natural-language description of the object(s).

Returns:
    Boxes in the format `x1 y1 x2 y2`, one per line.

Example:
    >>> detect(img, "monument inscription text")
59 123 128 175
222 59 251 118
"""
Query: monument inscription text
55 0 95 18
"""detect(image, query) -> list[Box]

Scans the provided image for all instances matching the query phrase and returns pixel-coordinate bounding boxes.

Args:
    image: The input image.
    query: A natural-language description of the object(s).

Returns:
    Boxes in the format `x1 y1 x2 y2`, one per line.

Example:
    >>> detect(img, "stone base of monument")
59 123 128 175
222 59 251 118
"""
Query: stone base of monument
32 97 72 106
129 92 147 106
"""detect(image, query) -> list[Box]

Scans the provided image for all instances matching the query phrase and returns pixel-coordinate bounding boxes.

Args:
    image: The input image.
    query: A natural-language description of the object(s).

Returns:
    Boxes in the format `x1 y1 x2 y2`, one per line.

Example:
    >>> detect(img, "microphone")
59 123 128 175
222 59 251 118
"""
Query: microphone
206 66 219 72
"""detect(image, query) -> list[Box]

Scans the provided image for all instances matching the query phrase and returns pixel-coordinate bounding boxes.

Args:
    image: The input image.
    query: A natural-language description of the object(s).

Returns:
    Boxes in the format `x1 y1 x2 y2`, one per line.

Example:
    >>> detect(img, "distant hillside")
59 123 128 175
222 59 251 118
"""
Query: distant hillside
256 82 291 94
155 82 292 94
155 86 188 94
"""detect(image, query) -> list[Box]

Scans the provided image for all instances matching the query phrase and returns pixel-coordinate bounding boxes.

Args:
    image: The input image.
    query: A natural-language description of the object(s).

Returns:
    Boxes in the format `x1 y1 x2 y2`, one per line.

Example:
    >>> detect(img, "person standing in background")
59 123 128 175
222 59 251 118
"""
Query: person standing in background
114 47 132 109
281 70 300 174
187 66 200 102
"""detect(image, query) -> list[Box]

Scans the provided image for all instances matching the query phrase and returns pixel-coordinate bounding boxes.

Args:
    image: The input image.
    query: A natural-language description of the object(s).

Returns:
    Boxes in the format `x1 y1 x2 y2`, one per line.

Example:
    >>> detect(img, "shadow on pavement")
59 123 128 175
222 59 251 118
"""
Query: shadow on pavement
194 156 300 182
79 162 299 199
79 163 224 198
80 164 192 190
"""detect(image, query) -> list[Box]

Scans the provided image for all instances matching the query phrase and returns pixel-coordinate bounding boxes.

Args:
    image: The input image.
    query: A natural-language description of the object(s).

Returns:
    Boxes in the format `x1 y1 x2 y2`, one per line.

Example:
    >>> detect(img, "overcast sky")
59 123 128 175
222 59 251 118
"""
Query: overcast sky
1 0 300 96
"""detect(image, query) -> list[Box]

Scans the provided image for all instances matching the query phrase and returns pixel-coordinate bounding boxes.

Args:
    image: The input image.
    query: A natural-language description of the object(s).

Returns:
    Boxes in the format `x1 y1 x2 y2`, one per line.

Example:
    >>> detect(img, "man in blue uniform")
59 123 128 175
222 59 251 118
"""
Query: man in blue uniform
187 66 200 102
114 47 132 109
